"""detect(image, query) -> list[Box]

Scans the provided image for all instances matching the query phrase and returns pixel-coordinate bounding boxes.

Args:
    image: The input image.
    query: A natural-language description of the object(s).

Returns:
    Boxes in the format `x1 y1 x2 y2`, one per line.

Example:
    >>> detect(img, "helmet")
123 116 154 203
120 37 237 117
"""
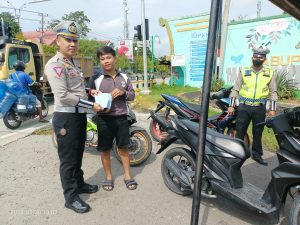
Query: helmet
13 60 26 71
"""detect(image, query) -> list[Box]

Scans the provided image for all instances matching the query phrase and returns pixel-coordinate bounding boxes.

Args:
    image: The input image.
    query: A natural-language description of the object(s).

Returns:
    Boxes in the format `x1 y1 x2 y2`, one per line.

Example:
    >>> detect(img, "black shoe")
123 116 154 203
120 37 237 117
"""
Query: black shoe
252 156 268 166
65 198 90 213
78 183 99 194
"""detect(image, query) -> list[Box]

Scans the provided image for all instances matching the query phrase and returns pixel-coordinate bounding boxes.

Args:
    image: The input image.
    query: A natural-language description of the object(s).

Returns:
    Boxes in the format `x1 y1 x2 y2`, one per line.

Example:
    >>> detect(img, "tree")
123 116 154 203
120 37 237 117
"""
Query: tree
48 11 91 37
0 12 21 37
43 45 58 55
116 54 131 72
47 19 61 29
78 39 106 65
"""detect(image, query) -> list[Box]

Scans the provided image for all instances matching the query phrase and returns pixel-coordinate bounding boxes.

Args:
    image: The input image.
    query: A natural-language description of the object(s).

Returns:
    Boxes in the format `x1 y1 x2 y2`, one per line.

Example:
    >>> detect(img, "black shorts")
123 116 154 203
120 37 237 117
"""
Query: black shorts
97 115 130 151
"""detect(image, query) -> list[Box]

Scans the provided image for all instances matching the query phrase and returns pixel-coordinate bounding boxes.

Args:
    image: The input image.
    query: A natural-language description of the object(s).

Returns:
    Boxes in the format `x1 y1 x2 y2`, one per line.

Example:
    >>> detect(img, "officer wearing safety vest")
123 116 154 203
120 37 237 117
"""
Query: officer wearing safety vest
228 46 278 166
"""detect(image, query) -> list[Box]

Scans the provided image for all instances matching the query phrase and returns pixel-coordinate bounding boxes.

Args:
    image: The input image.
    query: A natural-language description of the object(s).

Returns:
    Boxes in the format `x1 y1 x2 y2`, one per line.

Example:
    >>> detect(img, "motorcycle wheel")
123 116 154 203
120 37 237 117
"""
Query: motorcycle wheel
113 130 152 167
41 98 49 117
3 111 22 129
226 127 250 148
149 117 170 142
161 147 196 196
289 195 300 225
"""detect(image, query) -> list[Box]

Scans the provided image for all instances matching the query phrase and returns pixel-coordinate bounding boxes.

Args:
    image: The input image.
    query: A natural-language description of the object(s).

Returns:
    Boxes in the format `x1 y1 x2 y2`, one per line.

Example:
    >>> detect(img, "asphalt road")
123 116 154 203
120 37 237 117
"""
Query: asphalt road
0 101 292 225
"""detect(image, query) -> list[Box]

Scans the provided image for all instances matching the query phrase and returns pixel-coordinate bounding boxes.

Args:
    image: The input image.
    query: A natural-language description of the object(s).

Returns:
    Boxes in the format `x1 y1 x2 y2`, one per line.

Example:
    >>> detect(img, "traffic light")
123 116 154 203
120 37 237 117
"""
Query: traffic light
134 25 142 41
145 19 149 40
134 19 150 41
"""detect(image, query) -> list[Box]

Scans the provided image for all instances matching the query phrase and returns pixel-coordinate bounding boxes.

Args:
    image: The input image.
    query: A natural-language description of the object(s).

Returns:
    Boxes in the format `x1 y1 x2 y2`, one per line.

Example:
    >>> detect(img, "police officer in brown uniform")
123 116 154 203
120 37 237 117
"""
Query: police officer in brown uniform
228 46 278 166
45 21 103 213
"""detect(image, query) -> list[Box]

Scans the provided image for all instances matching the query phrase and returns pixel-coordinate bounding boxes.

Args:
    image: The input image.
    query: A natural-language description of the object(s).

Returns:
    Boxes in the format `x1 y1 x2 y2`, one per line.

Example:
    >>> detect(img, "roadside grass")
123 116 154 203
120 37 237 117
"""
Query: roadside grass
247 123 278 152
132 84 277 152
131 84 199 111
32 127 52 135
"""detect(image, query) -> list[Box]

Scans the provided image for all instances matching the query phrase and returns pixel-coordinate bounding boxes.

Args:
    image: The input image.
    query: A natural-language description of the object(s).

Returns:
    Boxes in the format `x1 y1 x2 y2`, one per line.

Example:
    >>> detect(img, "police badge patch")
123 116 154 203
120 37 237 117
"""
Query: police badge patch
68 22 77 34
121 81 126 88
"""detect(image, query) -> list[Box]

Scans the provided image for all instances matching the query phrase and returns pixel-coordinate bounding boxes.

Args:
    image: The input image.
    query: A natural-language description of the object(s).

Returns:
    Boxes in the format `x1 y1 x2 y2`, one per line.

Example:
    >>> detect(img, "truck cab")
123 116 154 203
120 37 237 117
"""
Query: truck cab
0 38 45 83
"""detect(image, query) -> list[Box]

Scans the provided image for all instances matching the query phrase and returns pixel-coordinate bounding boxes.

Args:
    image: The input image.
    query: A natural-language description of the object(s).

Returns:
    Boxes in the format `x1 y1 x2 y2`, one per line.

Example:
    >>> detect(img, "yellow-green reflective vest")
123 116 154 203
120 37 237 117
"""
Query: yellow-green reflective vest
239 67 274 103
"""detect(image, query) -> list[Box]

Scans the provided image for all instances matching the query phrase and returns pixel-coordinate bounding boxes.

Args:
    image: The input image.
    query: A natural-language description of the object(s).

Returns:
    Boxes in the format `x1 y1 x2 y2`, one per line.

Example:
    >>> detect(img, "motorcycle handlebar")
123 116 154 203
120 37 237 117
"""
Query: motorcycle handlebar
210 86 233 100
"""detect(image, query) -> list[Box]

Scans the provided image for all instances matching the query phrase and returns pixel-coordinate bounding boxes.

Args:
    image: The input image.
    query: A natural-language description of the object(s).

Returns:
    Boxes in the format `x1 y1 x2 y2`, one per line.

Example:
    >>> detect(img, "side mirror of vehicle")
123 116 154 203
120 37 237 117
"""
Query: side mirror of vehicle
0 52 5 63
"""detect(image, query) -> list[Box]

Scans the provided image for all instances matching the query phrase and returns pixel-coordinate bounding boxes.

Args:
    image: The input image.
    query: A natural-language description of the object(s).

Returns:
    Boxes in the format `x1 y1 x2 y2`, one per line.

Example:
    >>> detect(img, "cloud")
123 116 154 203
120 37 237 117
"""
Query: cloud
98 17 123 30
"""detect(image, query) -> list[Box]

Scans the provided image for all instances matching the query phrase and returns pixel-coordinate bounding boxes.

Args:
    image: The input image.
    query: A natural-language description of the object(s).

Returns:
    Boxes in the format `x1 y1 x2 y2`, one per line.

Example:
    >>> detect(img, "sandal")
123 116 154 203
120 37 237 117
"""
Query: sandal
124 178 138 190
102 180 114 191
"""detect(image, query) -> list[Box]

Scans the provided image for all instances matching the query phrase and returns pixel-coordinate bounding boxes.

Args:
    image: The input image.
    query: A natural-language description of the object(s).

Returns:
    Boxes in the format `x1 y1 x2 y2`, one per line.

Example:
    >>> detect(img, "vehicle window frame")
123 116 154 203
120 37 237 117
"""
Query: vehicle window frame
8 47 30 70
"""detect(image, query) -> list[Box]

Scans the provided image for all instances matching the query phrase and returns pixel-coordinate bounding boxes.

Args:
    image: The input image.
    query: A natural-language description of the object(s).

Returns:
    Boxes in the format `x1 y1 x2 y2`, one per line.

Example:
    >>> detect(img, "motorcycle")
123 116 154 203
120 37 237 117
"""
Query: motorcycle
149 87 249 146
156 107 300 224
52 108 152 167
3 85 49 129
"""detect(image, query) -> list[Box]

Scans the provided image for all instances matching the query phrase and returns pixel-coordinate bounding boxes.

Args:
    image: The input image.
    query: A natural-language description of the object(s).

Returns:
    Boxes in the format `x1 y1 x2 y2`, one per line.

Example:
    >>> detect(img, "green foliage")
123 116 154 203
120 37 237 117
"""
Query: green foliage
275 70 297 100
210 76 225 92
0 12 21 37
156 61 169 75
116 54 131 71
47 19 61 29
43 45 58 55
78 39 105 65
132 84 198 111
47 11 91 37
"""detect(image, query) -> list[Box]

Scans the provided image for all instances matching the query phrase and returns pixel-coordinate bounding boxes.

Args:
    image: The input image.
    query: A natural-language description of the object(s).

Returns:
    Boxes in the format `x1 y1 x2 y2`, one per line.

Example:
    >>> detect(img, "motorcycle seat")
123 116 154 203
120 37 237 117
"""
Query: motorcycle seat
180 101 201 114
178 118 250 159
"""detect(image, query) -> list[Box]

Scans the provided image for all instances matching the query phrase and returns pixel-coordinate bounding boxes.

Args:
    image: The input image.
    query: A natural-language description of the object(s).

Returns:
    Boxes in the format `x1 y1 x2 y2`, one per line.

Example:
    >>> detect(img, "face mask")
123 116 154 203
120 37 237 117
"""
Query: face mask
252 59 264 67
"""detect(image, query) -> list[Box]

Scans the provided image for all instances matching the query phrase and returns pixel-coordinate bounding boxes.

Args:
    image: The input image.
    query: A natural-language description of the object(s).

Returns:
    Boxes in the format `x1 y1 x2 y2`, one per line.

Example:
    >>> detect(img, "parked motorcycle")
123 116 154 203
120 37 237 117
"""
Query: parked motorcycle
156 107 300 224
52 108 152 167
3 85 48 129
149 87 249 146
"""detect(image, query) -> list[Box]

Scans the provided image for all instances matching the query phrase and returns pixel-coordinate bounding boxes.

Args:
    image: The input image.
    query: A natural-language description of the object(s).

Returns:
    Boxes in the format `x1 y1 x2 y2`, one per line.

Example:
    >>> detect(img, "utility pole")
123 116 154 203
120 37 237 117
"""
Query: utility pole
141 0 148 92
38 12 48 43
257 0 262 18
123 0 129 39
218 0 231 79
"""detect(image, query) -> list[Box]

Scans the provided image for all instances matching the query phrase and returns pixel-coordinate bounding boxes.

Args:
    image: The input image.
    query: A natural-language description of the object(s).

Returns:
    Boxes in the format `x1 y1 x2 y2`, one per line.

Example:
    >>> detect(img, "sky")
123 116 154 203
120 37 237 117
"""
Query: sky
0 0 283 56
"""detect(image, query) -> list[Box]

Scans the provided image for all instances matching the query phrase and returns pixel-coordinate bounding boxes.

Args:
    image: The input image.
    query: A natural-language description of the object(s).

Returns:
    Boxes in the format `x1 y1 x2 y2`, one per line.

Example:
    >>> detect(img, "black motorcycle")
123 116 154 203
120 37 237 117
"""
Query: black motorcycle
3 85 48 129
155 107 300 224
149 87 249 147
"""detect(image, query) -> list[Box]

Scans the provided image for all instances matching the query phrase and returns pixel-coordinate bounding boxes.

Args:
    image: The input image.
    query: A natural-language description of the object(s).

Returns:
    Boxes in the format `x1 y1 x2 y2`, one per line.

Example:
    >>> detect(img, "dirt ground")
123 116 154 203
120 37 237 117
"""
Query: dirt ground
0 112 291 225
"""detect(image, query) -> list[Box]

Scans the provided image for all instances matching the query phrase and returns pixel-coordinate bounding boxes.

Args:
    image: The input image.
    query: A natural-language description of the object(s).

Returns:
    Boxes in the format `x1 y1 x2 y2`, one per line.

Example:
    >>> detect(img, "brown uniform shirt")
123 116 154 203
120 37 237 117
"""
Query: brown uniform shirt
45 52 88 108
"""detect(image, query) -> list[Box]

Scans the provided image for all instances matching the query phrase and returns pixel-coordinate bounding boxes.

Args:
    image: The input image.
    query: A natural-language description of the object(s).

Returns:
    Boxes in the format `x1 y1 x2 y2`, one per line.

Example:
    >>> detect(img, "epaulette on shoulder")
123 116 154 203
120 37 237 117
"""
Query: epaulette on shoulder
242 68 252 76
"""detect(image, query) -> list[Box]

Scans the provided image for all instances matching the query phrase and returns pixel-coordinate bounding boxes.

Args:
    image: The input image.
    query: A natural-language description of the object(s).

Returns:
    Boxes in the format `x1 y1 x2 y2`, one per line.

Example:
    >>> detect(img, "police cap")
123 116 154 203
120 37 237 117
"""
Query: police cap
252 46 270 56
53 21 81 40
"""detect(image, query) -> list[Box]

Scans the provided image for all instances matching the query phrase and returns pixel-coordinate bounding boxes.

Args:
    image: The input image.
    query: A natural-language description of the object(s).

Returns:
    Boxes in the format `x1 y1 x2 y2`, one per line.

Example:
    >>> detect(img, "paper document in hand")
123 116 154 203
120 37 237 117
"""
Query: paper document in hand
94 93 112 109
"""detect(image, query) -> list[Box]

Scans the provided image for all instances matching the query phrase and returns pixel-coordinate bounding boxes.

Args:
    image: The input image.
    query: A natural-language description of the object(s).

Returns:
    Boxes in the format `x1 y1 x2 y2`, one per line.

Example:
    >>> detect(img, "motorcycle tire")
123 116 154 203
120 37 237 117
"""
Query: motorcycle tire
113 129 152 167
161 147 196 196
149 117 171 142
226 127 250 148
3 111 22 130
289 195 300 225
